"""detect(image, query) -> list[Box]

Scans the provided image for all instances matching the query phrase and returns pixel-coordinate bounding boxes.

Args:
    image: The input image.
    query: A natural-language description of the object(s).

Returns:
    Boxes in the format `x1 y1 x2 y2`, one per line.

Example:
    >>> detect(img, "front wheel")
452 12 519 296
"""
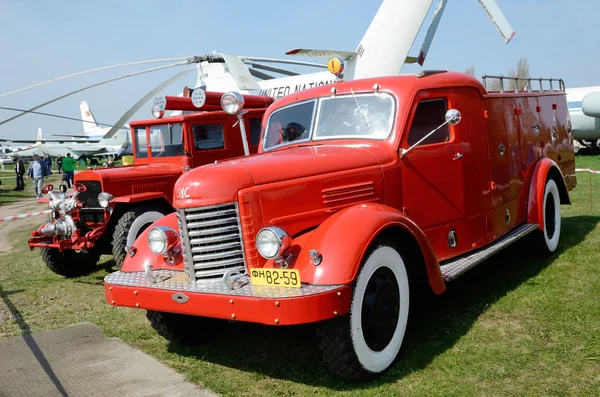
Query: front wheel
111 207 167 269
317 241 410 380
41 247 100 277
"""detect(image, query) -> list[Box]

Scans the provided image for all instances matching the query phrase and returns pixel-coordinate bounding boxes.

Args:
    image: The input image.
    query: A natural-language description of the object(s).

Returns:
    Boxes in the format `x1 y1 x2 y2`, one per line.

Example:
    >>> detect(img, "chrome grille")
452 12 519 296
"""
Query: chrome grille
178 203 245 283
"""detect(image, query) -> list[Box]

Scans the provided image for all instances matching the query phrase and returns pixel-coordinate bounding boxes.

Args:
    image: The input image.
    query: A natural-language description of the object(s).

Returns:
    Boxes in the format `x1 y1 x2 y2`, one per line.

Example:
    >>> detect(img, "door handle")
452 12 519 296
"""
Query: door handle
452 152 463 160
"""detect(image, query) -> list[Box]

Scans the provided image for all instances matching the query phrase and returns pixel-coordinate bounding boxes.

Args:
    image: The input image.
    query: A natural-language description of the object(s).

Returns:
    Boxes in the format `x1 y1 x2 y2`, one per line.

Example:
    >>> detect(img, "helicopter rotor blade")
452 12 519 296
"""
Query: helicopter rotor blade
0 61 189 127
102 66 196 139
0 57 191 99
248 68 276 81
246 62 299 77
240 56 328 69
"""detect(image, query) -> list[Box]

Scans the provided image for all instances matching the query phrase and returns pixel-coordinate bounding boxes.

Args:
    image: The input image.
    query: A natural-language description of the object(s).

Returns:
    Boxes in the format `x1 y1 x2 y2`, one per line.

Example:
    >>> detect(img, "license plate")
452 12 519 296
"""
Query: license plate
250 268 301 288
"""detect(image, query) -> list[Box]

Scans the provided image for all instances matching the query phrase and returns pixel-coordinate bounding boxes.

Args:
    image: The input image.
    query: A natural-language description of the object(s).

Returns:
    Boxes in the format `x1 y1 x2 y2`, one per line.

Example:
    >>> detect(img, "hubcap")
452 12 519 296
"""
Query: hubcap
545 193 556 239
361 267 400 352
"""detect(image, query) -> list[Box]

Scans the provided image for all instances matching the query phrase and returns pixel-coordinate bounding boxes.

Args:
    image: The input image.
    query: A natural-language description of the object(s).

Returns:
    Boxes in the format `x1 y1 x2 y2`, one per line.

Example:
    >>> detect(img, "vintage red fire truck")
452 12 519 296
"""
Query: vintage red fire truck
104 69 576 380
28 89 273 276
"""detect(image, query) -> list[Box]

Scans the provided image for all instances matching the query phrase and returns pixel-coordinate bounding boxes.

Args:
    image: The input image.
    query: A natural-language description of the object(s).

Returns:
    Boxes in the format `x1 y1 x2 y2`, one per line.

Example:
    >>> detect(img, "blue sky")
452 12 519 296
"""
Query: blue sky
1 0 599 140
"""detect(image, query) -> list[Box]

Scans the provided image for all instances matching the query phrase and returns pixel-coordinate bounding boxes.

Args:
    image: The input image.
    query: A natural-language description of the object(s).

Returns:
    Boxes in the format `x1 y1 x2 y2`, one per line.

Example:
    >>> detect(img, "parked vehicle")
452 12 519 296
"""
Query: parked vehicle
104 70 576 380
28 89 273 276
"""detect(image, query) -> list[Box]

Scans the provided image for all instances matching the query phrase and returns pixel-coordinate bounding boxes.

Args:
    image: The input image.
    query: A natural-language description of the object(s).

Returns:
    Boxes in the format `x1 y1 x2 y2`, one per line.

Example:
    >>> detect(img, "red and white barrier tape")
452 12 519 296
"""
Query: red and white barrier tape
575 168 600 174
0 209 52 222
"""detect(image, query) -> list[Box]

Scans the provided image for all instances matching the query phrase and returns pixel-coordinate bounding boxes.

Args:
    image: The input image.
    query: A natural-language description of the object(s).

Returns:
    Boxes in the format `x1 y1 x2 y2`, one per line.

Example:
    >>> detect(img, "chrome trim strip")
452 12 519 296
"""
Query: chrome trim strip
177 209 196 291
105 270 344 298
185 208 237 220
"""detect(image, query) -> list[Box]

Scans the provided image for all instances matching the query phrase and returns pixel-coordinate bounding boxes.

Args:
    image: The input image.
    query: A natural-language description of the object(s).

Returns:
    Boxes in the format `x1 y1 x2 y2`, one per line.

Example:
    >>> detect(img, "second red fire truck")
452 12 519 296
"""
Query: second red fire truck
28 89 273 275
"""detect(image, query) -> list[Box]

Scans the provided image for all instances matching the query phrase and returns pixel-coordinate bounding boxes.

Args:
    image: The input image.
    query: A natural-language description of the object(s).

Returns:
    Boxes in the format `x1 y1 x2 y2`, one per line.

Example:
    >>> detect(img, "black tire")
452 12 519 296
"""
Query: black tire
146 310 228 344
111 206 167 269
533 176 562 256
41 247 100 277
316 240 411 381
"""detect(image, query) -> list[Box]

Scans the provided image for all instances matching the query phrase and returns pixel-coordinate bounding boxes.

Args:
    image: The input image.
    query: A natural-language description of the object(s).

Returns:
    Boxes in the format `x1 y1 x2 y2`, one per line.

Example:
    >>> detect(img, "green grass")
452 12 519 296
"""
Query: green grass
0 173 66 205
1 157 600 396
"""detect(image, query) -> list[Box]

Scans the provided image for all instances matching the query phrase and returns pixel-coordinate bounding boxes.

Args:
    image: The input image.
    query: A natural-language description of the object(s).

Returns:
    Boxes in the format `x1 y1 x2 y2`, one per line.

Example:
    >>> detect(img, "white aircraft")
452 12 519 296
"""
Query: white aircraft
1 102 131 160
566 85 600 151
0 0 515 141
2 128 45 158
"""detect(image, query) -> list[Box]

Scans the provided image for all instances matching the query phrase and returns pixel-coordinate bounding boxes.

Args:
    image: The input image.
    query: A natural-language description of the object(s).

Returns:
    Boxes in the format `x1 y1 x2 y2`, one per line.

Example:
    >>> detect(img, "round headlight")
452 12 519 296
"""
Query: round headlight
256 226 291 260
152 105 165 119
147 226 179 255
98 192 113 208
148 227 167 254
220 92 245 115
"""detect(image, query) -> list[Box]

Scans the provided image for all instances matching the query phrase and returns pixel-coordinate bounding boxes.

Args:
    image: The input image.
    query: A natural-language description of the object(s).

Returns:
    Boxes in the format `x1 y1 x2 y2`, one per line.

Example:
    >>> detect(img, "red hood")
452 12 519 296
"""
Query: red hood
76 163 182 184
173 145 380 208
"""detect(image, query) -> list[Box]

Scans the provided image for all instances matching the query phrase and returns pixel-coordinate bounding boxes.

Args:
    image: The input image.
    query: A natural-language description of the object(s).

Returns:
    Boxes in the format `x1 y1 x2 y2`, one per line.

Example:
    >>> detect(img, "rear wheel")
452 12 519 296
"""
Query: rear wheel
41 247 100 277
146 310 228 344
317 240 410 380
536 177 561 255
111 206 167 269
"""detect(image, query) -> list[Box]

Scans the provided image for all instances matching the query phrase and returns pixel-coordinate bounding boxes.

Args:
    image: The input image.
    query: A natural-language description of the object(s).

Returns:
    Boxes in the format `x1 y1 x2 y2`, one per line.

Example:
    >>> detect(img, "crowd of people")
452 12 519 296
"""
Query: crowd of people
11 153 78 198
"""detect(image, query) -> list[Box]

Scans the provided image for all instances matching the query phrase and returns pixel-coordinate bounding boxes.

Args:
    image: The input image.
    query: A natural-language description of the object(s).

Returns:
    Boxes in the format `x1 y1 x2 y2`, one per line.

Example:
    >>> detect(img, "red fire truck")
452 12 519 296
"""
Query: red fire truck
28 89 273 276
104 69 576 380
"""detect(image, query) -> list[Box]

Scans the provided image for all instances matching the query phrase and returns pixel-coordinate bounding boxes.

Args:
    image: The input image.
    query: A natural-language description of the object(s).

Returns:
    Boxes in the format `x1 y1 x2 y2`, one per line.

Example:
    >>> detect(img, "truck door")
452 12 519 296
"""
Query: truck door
400 88 488 255
189 121 229 167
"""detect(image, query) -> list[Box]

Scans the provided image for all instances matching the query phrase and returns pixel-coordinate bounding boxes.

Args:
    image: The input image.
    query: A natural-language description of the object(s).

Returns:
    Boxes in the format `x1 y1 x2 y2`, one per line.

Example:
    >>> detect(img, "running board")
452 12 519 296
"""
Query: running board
439 224 539 281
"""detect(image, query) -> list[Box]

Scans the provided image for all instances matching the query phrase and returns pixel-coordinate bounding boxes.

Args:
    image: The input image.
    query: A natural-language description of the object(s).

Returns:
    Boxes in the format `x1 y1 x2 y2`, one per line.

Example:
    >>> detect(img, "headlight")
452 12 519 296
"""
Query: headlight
152 105 165 119
256 226 291 260
220 92 245 115
148 226 178 255
98 192 114 208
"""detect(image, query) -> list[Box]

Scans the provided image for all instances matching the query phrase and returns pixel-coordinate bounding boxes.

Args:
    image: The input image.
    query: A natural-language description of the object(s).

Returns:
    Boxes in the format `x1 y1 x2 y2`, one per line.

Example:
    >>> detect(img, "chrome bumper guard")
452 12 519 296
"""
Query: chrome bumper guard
104 270 344 298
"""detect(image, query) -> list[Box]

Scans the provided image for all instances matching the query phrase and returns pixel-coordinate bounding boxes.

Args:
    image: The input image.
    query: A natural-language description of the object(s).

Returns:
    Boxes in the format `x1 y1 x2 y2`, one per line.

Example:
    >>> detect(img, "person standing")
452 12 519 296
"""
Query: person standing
62 152 77 188
26 154 46 198
56 154 63 176
13 155 25 190
43 154 53 175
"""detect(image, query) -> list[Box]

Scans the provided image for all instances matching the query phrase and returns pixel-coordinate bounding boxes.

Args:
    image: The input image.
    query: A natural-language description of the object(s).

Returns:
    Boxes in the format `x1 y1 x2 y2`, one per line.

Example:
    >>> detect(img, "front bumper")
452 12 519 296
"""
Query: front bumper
28 226 107 251
27 208 110 251
104 270 352 325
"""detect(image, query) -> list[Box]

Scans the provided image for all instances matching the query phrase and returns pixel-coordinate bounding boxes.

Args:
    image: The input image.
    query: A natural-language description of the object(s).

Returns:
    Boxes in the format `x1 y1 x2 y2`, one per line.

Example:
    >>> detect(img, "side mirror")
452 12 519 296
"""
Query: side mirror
445 109 461 125
400 108 461 158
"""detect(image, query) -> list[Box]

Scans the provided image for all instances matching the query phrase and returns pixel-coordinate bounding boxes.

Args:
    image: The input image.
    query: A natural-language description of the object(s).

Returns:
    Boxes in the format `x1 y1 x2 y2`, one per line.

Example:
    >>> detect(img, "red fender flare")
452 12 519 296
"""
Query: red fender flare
526 158 570 230
119 212 184 272
293 203 445 295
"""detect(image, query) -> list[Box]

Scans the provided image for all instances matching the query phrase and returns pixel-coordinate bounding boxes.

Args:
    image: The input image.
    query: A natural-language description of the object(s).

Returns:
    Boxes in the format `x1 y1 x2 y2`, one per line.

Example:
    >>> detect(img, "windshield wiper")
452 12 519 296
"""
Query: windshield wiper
351 88 368 127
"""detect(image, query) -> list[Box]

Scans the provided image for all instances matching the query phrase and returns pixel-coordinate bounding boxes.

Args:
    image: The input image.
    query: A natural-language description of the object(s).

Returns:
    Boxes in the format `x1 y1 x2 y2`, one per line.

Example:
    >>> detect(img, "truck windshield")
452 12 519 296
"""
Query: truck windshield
148 123 184 157
263 93 394 150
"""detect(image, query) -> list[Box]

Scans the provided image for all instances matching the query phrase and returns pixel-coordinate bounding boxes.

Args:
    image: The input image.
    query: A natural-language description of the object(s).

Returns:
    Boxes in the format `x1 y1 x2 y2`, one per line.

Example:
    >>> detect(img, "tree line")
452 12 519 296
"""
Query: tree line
464 58 530 91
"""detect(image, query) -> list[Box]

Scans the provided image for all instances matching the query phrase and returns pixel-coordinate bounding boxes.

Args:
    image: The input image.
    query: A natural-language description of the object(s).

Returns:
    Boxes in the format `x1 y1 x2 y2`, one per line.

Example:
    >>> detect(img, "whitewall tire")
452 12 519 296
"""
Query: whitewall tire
540 178 561 254
317 241 410 380
126 211 165 248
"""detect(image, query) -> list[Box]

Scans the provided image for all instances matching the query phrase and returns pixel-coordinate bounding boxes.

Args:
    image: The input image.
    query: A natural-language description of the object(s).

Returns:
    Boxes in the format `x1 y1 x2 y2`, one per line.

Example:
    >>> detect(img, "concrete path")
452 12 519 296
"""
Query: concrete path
0 322 218 397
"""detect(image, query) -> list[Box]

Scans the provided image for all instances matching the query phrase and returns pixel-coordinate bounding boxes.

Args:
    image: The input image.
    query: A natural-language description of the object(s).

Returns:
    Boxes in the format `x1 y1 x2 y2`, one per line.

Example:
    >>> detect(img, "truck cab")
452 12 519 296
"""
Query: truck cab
104 71 576 380
28 90 272 275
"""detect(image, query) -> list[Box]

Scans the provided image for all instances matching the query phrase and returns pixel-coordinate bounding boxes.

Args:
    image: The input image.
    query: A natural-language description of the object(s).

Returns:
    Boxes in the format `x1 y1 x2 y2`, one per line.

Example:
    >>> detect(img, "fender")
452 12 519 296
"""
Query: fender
120 212 184 272
526 158 570 230
114 192 169 204
291 203 445 295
